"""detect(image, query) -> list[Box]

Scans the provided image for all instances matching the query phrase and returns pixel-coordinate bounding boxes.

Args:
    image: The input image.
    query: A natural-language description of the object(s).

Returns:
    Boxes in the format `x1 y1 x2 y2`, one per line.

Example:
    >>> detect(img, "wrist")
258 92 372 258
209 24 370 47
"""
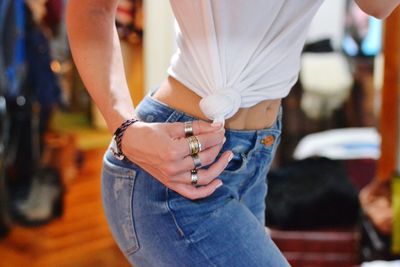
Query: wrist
119 120 146 158
105 103 139 134
111 117 142 160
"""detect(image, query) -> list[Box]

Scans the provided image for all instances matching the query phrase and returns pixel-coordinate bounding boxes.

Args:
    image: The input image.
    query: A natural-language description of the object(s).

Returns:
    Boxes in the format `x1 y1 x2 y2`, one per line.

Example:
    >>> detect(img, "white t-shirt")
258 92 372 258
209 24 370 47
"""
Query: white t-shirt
167 0 324 125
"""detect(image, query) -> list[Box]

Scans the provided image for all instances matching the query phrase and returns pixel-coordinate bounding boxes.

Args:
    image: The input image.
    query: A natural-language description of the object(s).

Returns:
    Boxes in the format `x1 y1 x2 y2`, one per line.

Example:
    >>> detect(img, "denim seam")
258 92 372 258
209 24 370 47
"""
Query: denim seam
126 177 140 255
102 158 137 180
164 188 186 238
164 188 219 267
238 166 267 203
186 203 229 267
165 109 183 123
238 164 258 196
102 154 140 254
103 168 140 255
102 167 136 179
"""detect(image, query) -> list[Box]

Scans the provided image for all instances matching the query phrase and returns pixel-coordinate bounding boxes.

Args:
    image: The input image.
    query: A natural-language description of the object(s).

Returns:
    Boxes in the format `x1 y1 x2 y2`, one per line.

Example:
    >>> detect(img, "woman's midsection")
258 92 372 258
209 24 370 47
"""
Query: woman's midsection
151 76 282 130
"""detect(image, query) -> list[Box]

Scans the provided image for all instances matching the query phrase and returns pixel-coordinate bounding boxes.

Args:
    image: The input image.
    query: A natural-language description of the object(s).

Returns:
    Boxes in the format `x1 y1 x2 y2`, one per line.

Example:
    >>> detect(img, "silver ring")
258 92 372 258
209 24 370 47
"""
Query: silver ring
190 169 199 185
191 153 202 169
187 135 201 155
184 121 194 137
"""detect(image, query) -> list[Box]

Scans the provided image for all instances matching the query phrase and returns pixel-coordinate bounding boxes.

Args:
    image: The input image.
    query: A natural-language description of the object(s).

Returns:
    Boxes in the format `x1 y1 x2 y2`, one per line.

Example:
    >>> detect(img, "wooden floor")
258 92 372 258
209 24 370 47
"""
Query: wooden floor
0 148 132 267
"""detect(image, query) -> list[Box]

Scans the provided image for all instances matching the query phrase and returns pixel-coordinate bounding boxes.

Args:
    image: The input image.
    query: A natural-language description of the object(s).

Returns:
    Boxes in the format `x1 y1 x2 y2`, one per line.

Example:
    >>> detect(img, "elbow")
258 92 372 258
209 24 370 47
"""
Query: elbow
367 9 392 20
355 1 399 20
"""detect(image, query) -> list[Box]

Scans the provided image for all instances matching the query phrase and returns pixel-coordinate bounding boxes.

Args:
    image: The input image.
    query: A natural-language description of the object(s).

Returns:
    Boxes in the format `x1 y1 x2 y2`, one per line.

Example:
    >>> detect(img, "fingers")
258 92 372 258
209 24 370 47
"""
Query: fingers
172 178 223 200
167 120 223 139
162 119 225 161
167 140 225 174
139 148 231 200
137 158 227 200
168 150 233 185
171 129 226 158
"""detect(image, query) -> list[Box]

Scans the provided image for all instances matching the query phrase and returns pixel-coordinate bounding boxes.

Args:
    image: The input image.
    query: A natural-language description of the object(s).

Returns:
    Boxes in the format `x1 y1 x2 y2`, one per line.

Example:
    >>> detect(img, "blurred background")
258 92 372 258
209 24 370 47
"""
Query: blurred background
0 0 399 266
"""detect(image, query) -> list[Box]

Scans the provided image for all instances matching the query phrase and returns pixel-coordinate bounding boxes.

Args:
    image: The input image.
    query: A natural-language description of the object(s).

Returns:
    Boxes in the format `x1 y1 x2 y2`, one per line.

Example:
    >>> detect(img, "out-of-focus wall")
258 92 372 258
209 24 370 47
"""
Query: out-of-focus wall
307 0 347 49
143 0 176 93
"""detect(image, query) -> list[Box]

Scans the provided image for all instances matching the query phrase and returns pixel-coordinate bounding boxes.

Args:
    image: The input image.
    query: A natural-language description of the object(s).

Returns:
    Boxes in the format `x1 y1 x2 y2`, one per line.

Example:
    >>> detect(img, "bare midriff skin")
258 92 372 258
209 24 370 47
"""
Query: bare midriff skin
152 76 282 130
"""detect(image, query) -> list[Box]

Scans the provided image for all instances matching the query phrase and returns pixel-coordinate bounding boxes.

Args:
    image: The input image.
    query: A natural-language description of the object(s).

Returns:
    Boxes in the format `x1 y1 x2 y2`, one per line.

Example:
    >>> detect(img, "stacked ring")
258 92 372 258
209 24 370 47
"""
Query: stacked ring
184 121 194 137
191 169 199 185
187 135 202 155
191 153 202 169
185 121 202 186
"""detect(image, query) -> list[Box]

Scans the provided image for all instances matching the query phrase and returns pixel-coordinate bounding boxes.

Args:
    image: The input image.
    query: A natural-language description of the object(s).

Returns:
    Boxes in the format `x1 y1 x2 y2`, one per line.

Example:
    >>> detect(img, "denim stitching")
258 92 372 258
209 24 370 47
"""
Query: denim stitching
126 176 140 255
102 160 140 255
102 157 137 180
164 188 186 238
164 187 222 267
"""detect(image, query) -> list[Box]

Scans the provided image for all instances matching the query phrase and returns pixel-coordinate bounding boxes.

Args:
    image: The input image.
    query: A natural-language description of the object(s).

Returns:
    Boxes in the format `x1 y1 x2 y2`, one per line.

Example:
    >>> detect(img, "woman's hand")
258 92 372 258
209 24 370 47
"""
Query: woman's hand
121 120 232 200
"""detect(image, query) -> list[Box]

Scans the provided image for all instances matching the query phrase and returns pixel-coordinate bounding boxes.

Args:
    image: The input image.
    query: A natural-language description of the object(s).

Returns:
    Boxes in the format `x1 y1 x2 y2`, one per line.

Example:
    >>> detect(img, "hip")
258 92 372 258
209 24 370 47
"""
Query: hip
100 93 284 265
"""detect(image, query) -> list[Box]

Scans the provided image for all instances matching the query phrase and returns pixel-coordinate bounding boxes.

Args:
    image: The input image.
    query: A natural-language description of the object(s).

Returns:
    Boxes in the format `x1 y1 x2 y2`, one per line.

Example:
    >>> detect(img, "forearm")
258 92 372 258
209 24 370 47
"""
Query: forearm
66 1 136 133
355 0 400 19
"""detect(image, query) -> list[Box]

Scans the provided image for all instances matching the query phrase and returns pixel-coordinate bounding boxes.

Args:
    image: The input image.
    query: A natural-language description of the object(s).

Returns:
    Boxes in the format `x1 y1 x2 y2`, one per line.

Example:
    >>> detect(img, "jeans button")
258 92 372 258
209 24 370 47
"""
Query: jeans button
260 135 275 146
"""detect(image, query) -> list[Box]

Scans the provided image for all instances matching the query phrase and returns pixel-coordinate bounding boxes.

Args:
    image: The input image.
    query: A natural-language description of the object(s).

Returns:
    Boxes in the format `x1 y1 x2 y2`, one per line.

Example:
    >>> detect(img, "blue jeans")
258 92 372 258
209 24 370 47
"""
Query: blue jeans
101 88 289 267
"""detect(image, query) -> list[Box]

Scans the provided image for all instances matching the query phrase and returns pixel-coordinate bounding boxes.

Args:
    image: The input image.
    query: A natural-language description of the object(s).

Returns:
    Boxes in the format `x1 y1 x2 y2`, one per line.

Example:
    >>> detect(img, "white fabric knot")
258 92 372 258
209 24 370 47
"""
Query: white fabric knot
199 89 241 125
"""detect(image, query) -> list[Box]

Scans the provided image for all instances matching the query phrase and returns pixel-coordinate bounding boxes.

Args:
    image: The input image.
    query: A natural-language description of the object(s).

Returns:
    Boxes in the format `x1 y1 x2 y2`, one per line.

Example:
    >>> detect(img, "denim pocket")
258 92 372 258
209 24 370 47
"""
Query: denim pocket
223 151 248 173
101 158 140 256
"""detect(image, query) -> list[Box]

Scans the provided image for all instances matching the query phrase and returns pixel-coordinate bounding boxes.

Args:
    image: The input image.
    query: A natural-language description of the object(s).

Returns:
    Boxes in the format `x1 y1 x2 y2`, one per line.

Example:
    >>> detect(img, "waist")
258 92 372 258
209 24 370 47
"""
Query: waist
151 76 282 130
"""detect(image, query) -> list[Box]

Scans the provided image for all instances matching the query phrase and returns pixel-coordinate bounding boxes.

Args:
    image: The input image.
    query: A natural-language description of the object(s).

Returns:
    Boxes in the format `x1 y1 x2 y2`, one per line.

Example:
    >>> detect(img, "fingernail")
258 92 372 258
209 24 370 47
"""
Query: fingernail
216 181 223 188
223 137 227 143
211 122 222 128
228 152 234 162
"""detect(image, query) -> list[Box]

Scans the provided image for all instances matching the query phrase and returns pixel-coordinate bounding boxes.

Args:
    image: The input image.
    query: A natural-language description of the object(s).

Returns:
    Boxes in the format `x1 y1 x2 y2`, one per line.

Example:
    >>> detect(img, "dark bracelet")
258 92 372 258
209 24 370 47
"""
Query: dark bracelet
111 118 141 160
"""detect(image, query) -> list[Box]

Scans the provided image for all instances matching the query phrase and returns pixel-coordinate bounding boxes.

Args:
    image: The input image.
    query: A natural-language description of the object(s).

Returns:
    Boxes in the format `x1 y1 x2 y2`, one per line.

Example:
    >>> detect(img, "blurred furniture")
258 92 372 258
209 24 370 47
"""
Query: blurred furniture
358 5 400 260
271 228 360 267
271 7 400 265
0 148 131 267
